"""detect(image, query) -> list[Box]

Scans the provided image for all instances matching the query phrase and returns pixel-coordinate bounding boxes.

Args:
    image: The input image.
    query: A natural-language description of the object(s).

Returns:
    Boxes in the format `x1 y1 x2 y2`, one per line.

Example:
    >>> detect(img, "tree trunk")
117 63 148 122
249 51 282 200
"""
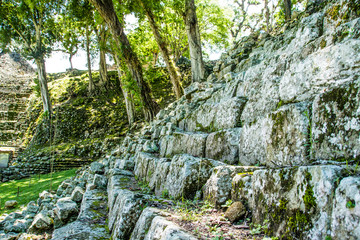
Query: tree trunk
284 0 292 21
183 0 205 82
152 51 158 67
140 0 184 99
69 54 74 70
114 54 136 125
264 0 271 33
99 24 108 89
89 0 159 121
86 26 95 94
99 47 108 88
35 58 52 114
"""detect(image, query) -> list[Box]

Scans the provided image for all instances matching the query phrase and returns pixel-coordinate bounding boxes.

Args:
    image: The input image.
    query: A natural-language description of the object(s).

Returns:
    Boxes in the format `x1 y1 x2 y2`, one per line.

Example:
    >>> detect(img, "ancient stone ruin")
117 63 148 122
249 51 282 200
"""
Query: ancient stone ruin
1 0 360 239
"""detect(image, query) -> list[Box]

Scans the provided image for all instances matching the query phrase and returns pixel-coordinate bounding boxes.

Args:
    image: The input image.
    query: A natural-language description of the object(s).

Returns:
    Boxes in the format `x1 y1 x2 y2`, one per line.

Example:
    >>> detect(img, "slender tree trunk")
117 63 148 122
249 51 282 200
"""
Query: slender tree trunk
69 54 74 70
89 0 159 121
114 54 136 125
34 25 51 114
99 47 108 88
264 0 271 33
35 58 52 114
284 0 292 21
139 0 184 99
99 24 108 89
86 26 95 94
183 0 205 82
152 51 158 67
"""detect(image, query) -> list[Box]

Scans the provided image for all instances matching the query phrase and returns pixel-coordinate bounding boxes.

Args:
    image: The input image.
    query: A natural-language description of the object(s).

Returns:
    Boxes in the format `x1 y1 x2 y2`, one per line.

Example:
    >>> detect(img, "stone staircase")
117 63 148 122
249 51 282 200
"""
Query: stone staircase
0 53 34 154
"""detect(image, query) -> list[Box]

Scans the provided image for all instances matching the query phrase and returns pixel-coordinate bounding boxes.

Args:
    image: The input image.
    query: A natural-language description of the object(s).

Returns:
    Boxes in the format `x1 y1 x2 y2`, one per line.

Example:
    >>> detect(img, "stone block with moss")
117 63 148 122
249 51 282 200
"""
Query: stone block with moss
312 81 360 161
203 165 260 208
159 132 208 158
250 166 344 239
205 128 241 164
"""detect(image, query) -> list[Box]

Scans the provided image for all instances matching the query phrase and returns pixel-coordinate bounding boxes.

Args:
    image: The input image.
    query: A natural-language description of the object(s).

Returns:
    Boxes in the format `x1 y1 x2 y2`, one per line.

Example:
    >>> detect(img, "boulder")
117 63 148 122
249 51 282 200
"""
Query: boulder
4 200 18 209
92 174 107 189
28 211 53 233
90 162 105 174
54 197 79 227
225 201 246 223
25 201 39 214
71 186 84 203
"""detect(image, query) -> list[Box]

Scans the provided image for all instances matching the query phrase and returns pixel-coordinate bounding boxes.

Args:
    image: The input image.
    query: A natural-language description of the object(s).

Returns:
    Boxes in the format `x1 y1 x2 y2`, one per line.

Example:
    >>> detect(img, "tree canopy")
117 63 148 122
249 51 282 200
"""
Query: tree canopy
0 0 308 122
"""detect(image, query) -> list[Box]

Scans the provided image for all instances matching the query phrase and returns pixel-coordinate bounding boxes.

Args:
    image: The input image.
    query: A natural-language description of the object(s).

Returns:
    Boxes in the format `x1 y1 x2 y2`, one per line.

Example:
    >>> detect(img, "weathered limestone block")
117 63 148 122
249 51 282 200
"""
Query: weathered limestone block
205 128 241 164
148 158 171 196
109 189 146 239
130 207 166 240
312 82 360 161
114 156 135 171
166 154 224 200
250 165 343 239
28 212 53 234
159 132 208 158
239 103 311 167
144 216 197 240
54 197 79 227
107 169 136 216
179 97 247 132
238 118 270 166
92 174 107 189
266 103 311 166
204 165 259 207
78 188 107 221
142 140 159 153
90 162 105 174
280 39 360 103
330 176 360 239
71 186 84 203
52 183 109 239
52 220 109 240
4 219 27 233
231 173 253 206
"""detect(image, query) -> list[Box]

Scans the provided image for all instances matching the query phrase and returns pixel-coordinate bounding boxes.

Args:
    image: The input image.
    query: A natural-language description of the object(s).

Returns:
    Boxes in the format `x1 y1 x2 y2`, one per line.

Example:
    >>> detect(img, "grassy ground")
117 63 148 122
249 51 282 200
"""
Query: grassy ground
0 168 77 215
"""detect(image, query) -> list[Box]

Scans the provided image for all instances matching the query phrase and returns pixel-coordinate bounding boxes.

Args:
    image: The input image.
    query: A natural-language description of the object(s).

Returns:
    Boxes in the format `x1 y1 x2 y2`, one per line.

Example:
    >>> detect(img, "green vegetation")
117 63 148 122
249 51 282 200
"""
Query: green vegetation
0 168 77 215
346 200 356 209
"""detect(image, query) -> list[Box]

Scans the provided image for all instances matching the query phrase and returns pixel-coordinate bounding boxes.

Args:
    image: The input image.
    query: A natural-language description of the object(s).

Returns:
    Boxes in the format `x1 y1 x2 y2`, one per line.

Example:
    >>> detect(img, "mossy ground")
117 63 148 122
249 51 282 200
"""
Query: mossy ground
0 168 77 215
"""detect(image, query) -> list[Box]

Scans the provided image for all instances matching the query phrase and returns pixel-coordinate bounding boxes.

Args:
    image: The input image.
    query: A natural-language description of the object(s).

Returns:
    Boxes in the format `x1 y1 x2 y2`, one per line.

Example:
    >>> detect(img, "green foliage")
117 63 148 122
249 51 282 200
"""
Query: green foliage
0 168 77 215
0 0 62 60
346 200 356 209
250 219 270 235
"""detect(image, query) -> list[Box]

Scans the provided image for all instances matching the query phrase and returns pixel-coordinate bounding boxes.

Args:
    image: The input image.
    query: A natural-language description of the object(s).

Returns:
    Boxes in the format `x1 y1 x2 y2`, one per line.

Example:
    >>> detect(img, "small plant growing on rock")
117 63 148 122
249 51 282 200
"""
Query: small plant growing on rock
346 199 355 209
250 219 270 235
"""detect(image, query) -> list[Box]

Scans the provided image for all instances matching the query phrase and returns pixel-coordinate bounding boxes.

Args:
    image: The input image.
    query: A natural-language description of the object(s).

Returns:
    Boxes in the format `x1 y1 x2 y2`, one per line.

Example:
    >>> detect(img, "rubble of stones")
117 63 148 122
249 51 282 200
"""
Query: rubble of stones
1 0 360 239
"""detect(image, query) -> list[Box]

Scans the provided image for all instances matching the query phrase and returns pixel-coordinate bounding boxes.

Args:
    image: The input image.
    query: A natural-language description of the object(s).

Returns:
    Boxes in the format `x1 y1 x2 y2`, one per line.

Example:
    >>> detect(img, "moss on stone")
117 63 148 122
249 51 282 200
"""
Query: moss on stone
326 4 341 20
